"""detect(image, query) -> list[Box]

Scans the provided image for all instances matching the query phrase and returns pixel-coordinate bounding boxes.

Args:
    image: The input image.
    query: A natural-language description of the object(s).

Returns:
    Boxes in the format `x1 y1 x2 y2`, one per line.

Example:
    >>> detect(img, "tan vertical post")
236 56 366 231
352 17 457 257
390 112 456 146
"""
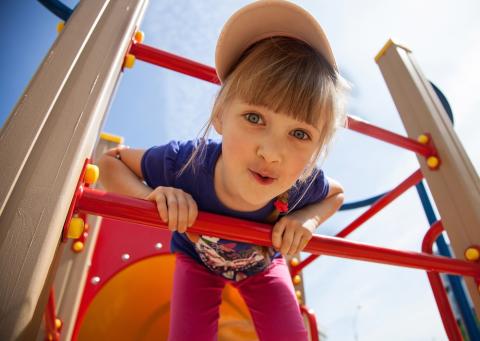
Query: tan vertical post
39 134 123 341
0 0 147 339
375 39 480 315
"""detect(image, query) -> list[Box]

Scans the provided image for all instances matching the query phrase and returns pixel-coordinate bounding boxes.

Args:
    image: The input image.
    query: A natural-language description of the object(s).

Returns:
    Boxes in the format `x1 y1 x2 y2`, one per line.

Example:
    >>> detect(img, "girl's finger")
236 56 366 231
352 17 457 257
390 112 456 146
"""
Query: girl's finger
186 195 198 227
298 234 311 253
280 226 294 255
271 220 286 250
166 192 178 231
175 192 189 233
155 192 168 223
288 231 303 255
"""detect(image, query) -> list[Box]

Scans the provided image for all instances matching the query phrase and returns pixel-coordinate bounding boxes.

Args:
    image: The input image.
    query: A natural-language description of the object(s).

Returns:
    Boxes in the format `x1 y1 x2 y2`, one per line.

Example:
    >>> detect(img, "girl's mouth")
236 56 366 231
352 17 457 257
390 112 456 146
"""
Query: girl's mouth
249 169 275 185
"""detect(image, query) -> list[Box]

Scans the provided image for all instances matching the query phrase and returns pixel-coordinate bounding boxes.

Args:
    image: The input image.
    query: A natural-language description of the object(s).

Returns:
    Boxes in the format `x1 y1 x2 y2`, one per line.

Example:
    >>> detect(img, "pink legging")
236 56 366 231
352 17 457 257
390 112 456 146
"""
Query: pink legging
168 252 308 341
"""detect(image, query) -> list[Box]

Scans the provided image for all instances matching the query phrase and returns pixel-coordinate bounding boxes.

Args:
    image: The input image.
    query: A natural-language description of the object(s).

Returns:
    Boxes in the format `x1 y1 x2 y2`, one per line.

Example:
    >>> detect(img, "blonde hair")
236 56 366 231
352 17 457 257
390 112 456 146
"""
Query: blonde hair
180 36 349 181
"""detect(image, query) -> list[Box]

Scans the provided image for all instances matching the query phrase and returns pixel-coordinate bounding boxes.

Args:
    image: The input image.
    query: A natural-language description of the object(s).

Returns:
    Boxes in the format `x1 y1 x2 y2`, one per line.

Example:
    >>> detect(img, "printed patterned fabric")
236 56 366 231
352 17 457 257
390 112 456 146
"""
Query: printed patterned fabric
194 236 276 281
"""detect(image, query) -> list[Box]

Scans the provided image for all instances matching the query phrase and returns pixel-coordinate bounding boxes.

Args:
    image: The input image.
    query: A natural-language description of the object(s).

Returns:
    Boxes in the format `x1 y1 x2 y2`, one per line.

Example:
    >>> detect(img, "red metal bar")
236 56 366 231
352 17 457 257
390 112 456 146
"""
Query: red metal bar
293 169 424 275
422 221 463 341
347 116 433 157
75 186 480 278
130 43 220 84
44 288 60 341
300 305 319 341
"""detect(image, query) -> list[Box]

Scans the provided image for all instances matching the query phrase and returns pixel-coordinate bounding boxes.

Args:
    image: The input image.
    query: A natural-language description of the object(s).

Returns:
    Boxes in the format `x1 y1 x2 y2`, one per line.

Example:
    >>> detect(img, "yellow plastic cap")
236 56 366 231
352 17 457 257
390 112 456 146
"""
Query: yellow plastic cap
417 134 429 144
68 217 85 239
72 241 84 253
465 247 480 262
85 164 99 185
293 275 302 285
124 54 136 69
57 22 65 33
427 156 440 169
134 31 145 43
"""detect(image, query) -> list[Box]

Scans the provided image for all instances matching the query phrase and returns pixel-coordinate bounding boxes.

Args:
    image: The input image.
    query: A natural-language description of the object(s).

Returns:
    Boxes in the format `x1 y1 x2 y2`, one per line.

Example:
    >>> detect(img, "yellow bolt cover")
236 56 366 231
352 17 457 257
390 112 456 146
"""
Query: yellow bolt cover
68 217 85 239
124 54 136 69
57 22 64 33
427 156 440 169
465 247 480 261
100 132 124 144
84 164 99 185
293 275 302 285
295 290 302 299
134 30 145 43
55 318 63 329
417 134 429 144
290 257 299 267
73 241 84 253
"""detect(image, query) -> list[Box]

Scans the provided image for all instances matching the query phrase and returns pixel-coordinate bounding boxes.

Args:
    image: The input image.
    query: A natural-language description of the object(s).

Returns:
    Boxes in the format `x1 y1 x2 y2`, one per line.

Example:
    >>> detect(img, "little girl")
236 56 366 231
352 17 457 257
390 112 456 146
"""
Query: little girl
99 1 347 340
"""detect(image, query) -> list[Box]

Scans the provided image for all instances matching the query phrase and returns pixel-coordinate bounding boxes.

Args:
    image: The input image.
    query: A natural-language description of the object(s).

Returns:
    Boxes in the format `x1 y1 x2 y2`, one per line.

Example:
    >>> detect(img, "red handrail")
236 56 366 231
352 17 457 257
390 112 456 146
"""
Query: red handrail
347 116 433 156
130 43 220 84
44 288 60 341
293 169 423 275
300 305 319 341
75 186 480 278
422 221 463 341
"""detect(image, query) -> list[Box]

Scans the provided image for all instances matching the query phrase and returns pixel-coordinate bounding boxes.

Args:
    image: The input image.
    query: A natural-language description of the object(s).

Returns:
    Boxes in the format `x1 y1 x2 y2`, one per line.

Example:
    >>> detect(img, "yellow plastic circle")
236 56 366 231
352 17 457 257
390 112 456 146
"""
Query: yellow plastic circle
72 241 84 253
134 30 145 43
84 164 99 185
55 318 63 329
292 275 302 285
295 290 302 299
417 134 429 144
465 247 480 262
68 217 85 239
427 156 440 169
124 54 136 69
290 257 299 267
57 22 65 33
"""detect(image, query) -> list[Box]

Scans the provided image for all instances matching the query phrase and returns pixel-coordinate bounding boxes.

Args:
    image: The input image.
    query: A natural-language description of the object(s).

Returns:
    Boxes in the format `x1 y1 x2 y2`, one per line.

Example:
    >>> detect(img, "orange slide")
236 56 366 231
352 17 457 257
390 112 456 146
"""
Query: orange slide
76 219 258 340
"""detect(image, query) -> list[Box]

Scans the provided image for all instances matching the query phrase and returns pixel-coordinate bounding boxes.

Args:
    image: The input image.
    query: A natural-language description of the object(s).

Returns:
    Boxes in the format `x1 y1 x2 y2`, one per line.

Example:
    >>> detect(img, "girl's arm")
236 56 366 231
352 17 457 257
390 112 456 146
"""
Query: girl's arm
272 177 344 255
97 146 198 232
97 146 152 198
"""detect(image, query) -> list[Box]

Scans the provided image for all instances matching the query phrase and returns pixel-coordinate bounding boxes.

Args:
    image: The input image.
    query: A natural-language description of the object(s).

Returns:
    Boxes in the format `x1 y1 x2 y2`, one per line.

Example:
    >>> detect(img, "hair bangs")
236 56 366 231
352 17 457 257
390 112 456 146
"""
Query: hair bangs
225 37 337 127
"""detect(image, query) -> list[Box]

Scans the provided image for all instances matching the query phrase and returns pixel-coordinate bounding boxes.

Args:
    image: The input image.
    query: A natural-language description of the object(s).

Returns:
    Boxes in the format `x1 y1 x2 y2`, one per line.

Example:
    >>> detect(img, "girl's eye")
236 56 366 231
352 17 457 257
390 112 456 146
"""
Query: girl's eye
245 113 263 124
291 129 310 140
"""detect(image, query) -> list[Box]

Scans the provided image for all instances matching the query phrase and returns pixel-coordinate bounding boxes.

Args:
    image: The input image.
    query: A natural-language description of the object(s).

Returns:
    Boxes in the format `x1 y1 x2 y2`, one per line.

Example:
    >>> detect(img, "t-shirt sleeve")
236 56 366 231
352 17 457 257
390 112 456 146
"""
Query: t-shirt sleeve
288 168 330 211
141 140 182 189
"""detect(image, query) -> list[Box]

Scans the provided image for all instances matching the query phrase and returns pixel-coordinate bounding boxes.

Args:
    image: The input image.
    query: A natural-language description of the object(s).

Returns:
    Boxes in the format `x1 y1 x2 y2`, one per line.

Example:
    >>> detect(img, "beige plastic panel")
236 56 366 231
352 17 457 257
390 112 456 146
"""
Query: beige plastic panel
0 0 147 339
376 40 480 316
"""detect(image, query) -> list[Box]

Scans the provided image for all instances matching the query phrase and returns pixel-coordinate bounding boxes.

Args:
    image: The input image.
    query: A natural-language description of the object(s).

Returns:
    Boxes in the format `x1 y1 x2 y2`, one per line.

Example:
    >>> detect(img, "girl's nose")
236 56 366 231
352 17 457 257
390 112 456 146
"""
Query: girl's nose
256 136 282 163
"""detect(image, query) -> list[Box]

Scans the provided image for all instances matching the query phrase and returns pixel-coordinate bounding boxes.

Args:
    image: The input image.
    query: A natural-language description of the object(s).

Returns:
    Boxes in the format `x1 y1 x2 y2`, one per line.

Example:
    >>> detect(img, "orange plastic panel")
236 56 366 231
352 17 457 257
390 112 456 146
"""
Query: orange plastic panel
78 255 258 340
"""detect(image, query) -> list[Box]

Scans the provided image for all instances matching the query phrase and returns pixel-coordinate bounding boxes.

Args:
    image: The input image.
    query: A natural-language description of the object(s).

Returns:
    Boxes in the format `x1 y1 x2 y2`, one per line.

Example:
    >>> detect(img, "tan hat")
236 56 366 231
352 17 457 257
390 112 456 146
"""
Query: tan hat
215 0 337 83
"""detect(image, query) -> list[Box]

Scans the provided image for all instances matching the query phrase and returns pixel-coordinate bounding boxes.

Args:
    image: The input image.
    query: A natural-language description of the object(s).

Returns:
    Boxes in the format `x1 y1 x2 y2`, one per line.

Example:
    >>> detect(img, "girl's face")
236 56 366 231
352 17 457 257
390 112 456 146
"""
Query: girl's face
213 97 322 212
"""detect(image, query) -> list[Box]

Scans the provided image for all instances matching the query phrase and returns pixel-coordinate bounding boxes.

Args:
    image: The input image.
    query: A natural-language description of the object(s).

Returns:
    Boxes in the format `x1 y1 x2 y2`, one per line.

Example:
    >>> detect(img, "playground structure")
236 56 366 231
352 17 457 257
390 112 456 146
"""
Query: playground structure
0 0 479 340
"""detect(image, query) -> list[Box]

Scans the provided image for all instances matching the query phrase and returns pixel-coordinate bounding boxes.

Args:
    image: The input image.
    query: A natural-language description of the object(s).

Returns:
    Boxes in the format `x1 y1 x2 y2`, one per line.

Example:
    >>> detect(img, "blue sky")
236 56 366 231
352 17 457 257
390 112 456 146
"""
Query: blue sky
2 1 479 340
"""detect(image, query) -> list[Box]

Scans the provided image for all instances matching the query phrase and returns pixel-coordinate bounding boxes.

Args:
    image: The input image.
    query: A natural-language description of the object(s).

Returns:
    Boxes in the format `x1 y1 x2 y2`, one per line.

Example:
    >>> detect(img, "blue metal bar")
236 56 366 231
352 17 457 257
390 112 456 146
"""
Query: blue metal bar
37 0 73 21
416 181 479 340
340 193 386 211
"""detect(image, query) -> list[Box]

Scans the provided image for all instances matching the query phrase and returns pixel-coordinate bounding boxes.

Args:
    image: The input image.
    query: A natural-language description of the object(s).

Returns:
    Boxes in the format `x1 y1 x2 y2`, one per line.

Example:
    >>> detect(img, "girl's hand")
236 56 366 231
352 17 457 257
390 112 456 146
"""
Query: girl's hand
145 187 198 233
104 144 130 159
271 212 318 256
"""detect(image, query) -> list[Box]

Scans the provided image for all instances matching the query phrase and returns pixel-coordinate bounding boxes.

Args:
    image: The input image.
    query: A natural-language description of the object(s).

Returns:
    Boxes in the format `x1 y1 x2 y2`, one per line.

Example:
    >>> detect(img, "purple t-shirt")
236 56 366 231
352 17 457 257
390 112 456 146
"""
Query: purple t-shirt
141 139 329 280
